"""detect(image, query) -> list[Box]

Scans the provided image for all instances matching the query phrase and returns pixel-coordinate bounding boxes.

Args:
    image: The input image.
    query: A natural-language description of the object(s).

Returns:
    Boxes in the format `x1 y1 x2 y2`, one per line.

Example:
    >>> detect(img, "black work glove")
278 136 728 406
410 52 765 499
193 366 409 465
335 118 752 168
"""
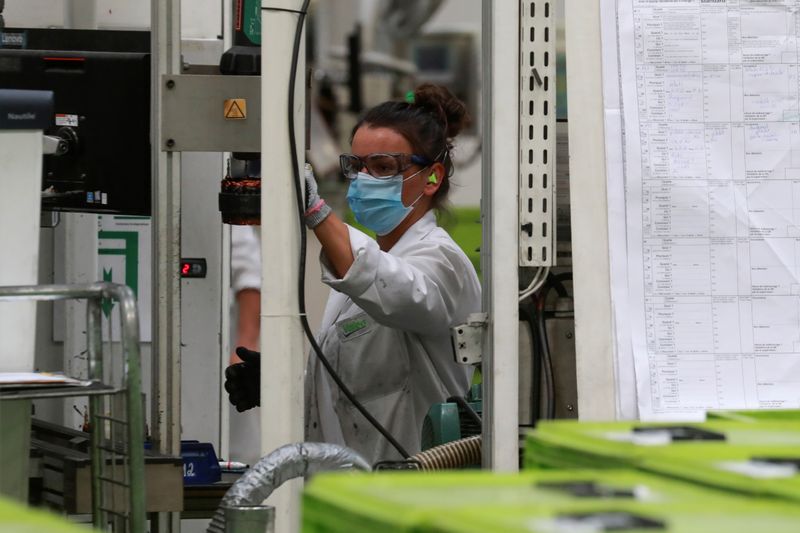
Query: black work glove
225 347 261 412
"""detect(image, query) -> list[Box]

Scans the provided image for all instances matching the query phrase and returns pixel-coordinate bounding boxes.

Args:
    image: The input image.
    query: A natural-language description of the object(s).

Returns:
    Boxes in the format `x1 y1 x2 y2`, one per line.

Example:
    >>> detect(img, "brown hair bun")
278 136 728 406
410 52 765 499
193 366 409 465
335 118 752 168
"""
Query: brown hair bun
412 83 471 139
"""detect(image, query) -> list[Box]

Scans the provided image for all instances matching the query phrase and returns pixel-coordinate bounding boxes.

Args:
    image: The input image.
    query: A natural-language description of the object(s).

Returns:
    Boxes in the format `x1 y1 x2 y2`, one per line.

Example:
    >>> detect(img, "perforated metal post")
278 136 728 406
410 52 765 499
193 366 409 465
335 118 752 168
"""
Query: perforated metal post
519 0 558 267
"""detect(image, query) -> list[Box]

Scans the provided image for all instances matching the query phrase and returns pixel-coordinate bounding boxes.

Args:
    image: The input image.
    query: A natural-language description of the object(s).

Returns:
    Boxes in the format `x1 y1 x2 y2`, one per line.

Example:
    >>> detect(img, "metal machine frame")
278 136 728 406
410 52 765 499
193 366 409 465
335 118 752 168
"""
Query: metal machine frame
150 2 183 531
563 0 618 420
481 0 559 471
481 0 521 472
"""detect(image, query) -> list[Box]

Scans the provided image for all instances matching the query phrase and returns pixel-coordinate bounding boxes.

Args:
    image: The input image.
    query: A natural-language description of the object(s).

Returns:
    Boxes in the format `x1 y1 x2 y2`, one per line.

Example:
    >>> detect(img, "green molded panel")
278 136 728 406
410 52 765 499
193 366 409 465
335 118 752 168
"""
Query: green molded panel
0 497 101 533
706 409 800 423
525 419 800 466
524 420 800 501
302 469 800 533
423 499 800 533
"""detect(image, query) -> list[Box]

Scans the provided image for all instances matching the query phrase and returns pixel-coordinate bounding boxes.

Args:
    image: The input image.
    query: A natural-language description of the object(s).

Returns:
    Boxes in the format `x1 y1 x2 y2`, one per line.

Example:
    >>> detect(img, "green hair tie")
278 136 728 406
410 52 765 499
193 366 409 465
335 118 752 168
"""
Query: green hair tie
405 91 415 104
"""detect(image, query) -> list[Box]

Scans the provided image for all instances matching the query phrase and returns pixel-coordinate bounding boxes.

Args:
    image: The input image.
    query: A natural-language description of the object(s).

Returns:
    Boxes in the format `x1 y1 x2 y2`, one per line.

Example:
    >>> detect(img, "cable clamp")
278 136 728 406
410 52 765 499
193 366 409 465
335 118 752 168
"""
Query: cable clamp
451 312 487 366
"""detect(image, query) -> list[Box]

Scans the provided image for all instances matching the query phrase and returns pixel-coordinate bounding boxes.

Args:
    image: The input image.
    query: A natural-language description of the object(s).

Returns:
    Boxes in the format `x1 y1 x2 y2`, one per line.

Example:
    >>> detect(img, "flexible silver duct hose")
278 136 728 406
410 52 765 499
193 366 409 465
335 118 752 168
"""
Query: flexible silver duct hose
410 435 482 470
207 442 371 533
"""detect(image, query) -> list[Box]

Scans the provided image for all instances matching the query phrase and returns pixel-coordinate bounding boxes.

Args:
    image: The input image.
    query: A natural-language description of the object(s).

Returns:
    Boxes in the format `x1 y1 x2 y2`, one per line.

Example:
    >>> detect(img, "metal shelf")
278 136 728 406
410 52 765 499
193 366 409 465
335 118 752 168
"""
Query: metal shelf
0 282 146 533
0 381 119 400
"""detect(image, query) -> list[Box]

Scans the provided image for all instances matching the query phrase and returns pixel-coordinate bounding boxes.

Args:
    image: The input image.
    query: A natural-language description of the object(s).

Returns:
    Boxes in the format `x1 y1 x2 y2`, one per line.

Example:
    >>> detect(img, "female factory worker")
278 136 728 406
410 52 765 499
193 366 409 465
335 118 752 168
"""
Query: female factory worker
227 84 481 463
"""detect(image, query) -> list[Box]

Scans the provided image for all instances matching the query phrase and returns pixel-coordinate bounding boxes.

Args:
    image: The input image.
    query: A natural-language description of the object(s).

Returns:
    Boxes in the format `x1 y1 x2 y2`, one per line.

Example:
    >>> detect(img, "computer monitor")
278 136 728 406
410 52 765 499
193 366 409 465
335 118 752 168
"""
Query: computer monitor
0 28 151 215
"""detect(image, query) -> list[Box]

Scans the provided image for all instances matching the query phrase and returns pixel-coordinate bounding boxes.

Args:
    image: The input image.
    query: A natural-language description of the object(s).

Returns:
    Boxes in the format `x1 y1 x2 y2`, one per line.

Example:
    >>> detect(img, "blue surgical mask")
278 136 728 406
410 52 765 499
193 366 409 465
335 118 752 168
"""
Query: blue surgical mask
346 169 425 236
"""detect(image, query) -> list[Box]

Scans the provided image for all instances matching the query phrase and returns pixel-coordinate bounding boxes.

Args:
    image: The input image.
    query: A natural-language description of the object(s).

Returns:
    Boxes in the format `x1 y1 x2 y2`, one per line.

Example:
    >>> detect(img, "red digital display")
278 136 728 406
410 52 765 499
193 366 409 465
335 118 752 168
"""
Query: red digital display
180 258 207 278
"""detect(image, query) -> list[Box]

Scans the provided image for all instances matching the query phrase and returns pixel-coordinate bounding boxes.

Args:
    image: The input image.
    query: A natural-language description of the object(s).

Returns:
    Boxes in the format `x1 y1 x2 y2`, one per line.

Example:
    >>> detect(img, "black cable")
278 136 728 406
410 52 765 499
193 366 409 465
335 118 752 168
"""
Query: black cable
282 1 411 459
540 274 573 319
517 272 573 424
261 6 306 15
519 304 542 425
536 301 556 420
535 272 573 420
446 395 482 427
544 272 570 299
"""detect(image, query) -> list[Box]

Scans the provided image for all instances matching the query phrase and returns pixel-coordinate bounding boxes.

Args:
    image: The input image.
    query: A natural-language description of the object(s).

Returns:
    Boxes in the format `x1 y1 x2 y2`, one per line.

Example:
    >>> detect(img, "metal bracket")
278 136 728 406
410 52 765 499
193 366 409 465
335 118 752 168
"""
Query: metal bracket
451 312 488 365
160 74 261 152
42 134 68 155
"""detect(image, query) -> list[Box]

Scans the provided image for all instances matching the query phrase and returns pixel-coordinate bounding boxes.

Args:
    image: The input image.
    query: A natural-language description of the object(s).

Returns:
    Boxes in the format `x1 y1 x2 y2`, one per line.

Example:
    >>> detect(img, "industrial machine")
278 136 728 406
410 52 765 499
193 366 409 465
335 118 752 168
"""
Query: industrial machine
421 385 482 451
218 0 263 226
0 88 51 505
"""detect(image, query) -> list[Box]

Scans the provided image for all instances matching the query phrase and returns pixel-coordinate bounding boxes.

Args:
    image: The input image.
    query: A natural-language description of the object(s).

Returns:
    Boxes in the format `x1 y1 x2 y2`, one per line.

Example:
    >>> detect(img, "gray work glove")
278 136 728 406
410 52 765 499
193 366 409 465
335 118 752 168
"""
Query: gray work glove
304 163 332 229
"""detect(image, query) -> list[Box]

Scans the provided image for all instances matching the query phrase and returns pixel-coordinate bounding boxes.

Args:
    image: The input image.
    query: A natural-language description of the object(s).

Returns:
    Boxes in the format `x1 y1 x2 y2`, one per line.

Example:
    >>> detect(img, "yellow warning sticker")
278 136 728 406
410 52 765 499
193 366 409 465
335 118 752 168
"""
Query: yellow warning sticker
224 98 247 120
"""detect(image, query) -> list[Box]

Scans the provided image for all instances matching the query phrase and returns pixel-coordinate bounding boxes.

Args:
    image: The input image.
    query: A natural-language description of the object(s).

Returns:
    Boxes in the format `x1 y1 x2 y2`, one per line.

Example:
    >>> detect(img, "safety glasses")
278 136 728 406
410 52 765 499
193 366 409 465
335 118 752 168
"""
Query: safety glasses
339 152 432 180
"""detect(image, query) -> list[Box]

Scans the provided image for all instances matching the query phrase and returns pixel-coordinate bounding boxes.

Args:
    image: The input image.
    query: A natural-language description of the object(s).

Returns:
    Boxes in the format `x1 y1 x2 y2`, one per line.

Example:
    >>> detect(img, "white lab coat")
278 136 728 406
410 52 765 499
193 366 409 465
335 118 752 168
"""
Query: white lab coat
230 225 261 293
304 211 481 464
229 225 261 468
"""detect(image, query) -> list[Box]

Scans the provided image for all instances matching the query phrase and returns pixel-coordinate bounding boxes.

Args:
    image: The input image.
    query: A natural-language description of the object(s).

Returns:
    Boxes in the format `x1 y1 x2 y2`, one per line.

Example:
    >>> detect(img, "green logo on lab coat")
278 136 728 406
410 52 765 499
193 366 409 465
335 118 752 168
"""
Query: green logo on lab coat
341 319 368 336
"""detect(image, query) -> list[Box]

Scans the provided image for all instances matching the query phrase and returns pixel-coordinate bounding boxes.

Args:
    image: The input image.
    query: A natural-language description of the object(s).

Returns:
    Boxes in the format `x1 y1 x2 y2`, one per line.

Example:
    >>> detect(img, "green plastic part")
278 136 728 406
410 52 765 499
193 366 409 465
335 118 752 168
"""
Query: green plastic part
302 469 800 533
420 403 461 451
706 409 800 423
524 419 800 502
243 0 261 45
0 497 101 533
423 498 800 533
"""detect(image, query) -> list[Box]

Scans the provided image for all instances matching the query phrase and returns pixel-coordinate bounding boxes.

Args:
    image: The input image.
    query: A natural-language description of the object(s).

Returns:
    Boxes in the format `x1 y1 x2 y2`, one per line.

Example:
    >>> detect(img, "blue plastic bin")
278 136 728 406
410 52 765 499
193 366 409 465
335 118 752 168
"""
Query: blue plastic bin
180 440 221 485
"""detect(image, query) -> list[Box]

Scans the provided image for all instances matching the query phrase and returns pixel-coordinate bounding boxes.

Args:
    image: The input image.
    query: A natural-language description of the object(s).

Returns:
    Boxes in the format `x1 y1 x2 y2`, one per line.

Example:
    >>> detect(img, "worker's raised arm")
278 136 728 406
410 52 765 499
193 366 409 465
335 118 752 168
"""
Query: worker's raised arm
303 165 354 278
320 220 480 337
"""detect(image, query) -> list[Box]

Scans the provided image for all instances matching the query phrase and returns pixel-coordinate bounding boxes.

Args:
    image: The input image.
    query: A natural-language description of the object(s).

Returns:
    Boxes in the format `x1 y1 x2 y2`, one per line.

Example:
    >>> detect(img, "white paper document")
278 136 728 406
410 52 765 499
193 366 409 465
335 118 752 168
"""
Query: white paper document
608 0 800 419
0 372 91 388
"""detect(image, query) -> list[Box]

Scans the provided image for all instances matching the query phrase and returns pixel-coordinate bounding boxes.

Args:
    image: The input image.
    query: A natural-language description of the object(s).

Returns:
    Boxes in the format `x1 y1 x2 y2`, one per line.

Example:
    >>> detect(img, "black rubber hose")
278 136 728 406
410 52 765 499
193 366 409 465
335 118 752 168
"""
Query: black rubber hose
536 272 573 420
537 304 556 420
446 395 482 427
519 304 542 425
540 271 571 301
